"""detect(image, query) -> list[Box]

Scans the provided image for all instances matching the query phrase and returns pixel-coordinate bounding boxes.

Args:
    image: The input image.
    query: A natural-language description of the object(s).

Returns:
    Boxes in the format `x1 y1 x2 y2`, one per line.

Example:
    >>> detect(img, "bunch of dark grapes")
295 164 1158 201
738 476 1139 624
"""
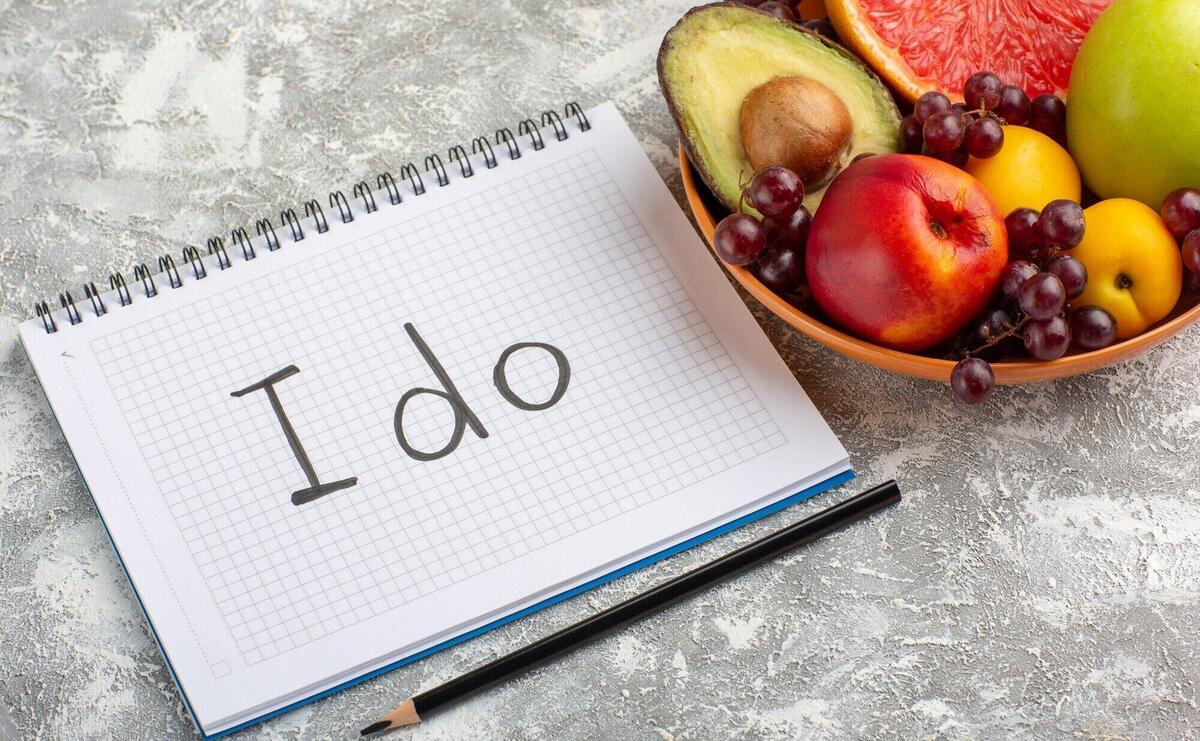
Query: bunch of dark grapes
899 71 1067 169
733 0 839 38
951 199 1117 404
750 1 798 21
712 166 812 297
1161 187 1200 292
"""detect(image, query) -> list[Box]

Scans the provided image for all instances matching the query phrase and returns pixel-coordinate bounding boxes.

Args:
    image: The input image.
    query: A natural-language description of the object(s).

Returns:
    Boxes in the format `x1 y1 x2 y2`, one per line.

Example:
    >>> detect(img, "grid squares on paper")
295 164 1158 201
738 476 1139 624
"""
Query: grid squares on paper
91 148 787 664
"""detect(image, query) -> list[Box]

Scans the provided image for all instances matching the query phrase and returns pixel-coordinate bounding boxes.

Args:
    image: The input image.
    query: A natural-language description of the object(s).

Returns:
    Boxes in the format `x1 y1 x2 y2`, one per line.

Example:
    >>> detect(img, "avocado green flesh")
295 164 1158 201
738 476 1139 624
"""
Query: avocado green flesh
659 4 902 214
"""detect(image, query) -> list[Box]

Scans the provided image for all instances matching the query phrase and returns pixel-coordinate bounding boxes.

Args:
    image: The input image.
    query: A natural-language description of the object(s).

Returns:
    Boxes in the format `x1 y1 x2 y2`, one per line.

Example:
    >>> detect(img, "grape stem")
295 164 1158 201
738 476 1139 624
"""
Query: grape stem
965 108 1006 125
963 315 1031 358
737 171 753 214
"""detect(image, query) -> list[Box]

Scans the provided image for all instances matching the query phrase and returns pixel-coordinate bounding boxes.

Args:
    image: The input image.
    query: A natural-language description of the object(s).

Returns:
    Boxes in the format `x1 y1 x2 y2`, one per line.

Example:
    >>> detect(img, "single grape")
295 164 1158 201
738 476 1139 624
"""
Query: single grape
748 166 804 219
1183 229 1200 275
757 1 796 20
1029 94 1066 121
1036 199 1085 247
1046 254 1087 300
1005 208 1041 255
964 117 1004 158
899 115 925 153
951 358 995 404
921 143 968 168
1029 94 1067 141
764 205 812 251
995 85 1030 125
756 245 805 293
1000 260 1040 300
977 307 1016 344
923 111 966 153
1070 306 1118 350
1018 272 1066 320
973 308 1018 360
714 213 767 266
1185 270 1200 294
802 18 838 39
1024 316 1072 360
963 71 1003 111
914 91 952 124
1160 188 1200 241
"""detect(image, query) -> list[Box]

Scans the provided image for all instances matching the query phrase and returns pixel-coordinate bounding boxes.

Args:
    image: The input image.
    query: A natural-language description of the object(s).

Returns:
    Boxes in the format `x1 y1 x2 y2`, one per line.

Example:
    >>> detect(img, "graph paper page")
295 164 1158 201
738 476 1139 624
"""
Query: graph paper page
19 102 849 734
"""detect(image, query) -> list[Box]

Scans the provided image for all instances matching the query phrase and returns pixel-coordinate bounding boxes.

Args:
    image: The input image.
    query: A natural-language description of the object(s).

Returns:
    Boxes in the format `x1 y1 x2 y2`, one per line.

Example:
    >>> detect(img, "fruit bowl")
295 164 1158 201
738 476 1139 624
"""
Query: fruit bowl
680 144 1200 384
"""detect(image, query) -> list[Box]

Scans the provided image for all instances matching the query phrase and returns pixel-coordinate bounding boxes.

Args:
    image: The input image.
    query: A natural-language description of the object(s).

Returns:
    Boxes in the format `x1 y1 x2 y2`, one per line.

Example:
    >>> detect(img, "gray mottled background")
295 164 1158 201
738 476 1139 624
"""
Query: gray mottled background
1 1 1198 739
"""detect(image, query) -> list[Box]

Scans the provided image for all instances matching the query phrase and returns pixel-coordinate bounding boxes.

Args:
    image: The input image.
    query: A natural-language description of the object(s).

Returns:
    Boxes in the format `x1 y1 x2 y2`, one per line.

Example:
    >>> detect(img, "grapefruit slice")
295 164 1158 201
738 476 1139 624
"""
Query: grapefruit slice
826 0 1113 102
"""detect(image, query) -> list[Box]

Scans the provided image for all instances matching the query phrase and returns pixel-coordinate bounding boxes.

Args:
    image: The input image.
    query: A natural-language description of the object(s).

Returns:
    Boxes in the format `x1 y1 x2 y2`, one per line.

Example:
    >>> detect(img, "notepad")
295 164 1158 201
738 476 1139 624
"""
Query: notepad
19 102 851 737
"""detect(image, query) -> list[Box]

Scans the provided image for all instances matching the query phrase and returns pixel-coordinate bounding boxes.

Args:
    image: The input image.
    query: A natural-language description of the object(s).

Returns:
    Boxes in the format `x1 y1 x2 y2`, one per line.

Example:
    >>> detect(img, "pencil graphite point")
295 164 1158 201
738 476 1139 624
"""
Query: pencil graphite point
361 698 420 735
359 720 390 736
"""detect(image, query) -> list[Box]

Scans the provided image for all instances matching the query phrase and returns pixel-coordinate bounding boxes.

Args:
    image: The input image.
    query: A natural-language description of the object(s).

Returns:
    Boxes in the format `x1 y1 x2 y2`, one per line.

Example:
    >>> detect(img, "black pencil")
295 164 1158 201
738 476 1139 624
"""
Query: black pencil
361 479 901 735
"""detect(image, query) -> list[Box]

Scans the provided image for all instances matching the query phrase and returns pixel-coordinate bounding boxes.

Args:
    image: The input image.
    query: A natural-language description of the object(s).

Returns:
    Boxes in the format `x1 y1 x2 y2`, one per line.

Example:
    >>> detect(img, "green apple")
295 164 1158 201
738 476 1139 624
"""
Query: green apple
1067 0 1200 208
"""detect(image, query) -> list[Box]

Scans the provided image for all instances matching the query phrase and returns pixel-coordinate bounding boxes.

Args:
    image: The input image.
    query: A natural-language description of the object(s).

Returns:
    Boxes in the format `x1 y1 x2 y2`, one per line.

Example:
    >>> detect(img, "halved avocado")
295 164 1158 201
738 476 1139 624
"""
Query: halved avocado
658 3 901 213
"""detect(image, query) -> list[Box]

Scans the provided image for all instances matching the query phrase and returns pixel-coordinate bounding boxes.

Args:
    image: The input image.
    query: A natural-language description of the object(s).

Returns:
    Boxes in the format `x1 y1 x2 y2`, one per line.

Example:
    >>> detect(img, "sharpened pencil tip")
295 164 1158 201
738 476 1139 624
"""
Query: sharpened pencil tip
360 720 390 736
361 698 420 732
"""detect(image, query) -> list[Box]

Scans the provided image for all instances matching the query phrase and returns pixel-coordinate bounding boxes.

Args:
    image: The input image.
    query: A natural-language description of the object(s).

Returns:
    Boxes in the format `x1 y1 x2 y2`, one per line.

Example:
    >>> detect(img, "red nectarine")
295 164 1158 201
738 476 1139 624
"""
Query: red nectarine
806 154 1008 352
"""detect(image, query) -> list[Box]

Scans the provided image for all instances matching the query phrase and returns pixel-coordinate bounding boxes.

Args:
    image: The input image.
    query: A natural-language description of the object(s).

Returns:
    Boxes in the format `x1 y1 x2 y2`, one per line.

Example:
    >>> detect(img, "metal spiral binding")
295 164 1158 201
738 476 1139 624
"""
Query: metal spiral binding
158 255 183 288
83 281 107 316
181 246 207 280
133 264 157 298
109 273 132 306
518 119 545 151
256 218 281 251
448 145 474 179
425 154 449 187
59 291 82 325
353 181 378 213
304 200 329 234
280 209 304 242
472 137 498 169
378 172 402 205
330 191 354 223
565 102 591 131
496 128 521 160
36 301 56 333
231 227 256 260
30 102 590 333
399 163 425 195
542 110 568 141
207 236 232 270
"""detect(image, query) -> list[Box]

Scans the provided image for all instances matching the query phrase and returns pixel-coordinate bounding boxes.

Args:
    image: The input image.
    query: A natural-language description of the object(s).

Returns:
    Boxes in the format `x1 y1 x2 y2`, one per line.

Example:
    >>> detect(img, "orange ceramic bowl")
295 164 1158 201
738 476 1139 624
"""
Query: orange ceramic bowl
680 145 1200 383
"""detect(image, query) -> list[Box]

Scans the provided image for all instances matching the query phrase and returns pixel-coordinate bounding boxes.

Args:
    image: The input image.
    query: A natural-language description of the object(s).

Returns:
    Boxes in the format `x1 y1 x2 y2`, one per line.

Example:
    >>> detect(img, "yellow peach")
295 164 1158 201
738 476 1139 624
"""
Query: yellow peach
1071 199 1183 339
966 126 1081 217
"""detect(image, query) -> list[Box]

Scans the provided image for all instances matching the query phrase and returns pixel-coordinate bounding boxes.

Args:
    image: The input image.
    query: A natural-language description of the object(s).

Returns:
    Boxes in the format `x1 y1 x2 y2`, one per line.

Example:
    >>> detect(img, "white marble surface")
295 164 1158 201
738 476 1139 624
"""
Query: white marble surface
1 1 1198 738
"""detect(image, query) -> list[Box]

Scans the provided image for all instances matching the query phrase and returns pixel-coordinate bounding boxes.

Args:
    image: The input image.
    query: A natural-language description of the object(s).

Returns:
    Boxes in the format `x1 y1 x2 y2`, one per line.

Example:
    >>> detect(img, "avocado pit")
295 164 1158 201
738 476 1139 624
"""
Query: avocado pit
740 76 853 190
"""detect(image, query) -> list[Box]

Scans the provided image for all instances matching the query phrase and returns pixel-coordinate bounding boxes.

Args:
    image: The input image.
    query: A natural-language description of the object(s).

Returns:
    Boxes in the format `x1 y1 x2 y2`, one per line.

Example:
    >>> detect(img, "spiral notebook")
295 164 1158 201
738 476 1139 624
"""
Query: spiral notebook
18 102 851 737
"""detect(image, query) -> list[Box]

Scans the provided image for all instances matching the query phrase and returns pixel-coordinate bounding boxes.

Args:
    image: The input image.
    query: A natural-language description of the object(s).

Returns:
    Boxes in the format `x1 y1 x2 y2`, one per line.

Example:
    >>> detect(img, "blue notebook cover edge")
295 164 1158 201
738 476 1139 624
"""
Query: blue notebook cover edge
207 467 855 738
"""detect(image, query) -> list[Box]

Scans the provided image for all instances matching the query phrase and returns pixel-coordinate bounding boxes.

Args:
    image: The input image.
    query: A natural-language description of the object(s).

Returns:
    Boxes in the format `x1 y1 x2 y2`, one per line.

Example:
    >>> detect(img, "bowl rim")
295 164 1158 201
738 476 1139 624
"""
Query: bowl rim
678 144 1200 384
